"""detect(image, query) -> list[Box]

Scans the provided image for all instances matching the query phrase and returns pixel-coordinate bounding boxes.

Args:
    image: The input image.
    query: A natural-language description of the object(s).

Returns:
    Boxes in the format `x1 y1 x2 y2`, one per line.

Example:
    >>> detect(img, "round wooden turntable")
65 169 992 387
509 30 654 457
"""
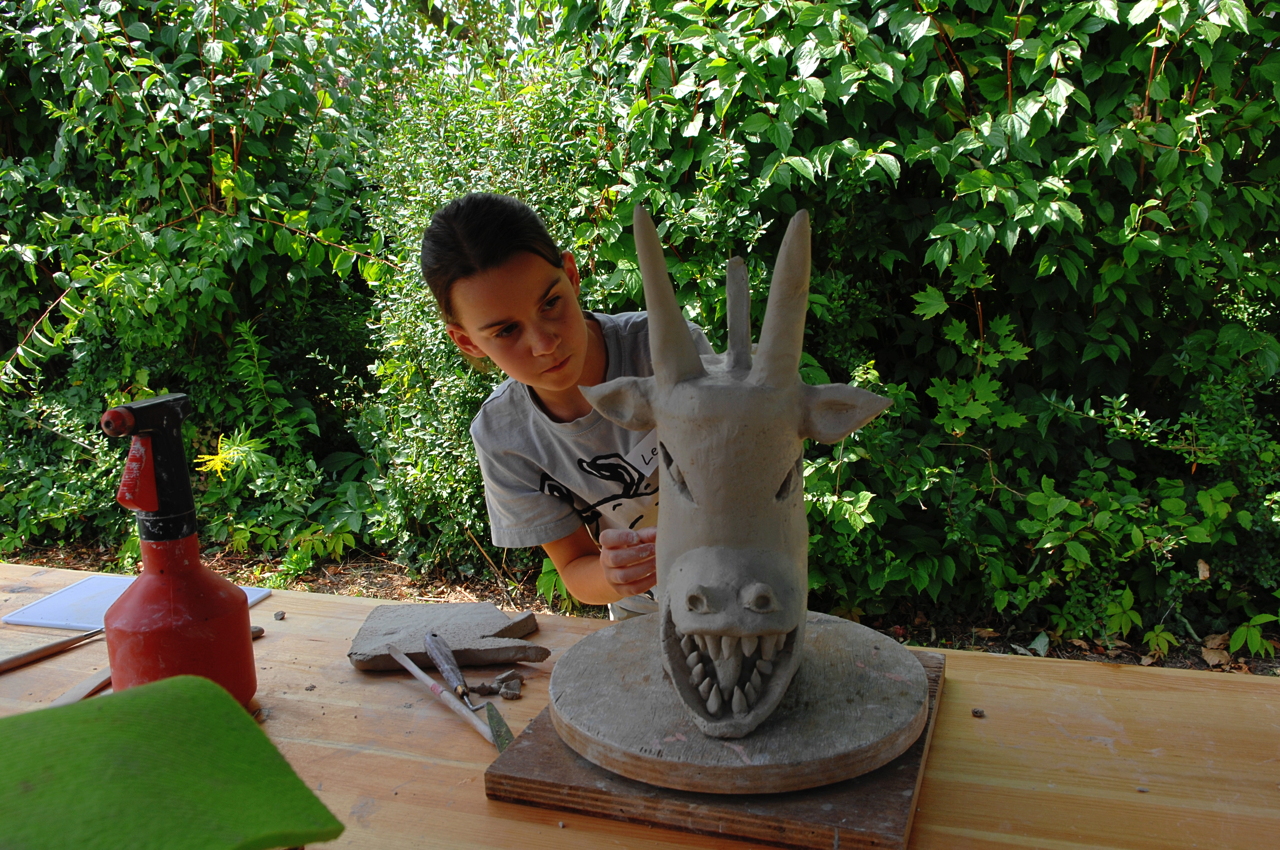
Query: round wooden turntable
548 611 929 794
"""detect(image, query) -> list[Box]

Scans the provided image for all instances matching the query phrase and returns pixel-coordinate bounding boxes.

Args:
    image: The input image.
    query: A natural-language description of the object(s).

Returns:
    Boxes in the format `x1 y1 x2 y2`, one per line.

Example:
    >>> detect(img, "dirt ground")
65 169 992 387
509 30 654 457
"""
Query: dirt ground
8 541 1278 677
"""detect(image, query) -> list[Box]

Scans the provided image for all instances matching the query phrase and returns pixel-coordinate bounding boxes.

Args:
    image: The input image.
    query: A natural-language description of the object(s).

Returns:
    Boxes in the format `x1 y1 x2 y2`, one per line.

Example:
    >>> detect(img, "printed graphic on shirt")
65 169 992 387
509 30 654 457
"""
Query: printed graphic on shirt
539 451 658 532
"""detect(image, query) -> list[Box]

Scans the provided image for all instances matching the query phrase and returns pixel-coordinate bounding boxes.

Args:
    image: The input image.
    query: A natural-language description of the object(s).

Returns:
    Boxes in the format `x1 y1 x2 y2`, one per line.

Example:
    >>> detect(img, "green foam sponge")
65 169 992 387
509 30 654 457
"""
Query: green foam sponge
0 675 343 850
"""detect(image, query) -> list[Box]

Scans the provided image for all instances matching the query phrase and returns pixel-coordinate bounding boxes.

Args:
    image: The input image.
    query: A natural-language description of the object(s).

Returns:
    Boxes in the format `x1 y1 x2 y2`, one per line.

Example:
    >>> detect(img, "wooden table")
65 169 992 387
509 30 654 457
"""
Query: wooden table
2 563 1277 849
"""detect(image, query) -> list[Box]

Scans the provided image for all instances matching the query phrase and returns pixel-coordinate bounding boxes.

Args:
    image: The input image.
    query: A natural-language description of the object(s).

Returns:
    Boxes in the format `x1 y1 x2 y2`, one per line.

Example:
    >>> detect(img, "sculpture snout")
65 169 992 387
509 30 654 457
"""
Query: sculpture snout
665 546 805 638
660 545 808 738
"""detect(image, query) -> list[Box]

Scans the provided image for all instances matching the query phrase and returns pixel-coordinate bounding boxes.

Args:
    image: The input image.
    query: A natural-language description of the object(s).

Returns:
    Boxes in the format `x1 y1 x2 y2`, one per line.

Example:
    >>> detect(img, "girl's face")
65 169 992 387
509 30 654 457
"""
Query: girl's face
445 250 593 397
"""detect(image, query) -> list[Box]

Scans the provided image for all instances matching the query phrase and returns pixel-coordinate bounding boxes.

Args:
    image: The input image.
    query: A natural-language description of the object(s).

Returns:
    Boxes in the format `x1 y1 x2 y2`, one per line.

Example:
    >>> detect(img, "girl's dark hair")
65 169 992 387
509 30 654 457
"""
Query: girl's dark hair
420 193 563 322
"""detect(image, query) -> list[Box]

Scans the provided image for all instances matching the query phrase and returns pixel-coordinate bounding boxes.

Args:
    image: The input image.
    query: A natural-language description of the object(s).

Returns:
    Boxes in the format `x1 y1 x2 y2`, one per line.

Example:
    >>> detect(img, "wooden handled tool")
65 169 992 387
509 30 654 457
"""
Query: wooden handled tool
48 667 113 707
0 627 105 676
387 645 495 746
420 632 514 750
43 624 267 709
422 631 482 710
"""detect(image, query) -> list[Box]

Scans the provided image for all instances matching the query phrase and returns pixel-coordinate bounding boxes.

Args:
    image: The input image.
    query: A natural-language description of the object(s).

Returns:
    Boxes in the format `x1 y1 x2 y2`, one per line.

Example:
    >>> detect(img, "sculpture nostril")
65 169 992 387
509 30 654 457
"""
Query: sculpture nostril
740 582 779 613
687 586 717 613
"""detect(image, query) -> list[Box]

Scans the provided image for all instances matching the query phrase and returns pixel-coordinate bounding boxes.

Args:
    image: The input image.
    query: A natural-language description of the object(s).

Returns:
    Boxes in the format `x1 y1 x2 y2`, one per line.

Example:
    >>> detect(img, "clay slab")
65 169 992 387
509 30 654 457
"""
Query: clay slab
348 602 549 671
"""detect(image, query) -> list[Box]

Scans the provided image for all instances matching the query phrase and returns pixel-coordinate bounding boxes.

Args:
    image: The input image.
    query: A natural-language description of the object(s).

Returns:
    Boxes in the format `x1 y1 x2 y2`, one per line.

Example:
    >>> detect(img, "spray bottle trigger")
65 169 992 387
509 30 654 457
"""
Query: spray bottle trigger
117 435 159 513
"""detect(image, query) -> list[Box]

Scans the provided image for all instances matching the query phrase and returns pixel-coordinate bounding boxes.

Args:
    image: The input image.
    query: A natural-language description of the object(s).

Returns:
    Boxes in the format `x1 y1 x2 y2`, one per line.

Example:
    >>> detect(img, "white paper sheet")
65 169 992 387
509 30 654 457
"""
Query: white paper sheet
2 574 272 631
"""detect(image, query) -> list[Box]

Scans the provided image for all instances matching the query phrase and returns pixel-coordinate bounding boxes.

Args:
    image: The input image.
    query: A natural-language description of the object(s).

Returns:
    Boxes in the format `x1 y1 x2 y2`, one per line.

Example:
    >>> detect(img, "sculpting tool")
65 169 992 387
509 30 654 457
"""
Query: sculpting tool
422 631 483 711
387 645 496 747
0 627 104 675
49 667 113 707
422 631 515 750
43 625 266 709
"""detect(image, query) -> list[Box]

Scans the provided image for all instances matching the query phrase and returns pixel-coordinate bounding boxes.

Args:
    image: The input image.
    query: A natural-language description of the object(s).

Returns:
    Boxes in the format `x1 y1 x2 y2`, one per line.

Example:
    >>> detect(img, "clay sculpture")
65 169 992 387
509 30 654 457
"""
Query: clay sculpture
581 208 892 738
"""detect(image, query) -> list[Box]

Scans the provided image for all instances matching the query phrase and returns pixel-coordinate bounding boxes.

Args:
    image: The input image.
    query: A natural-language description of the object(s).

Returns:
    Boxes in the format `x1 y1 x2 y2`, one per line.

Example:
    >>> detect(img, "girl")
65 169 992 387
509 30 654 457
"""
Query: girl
420 193 711 616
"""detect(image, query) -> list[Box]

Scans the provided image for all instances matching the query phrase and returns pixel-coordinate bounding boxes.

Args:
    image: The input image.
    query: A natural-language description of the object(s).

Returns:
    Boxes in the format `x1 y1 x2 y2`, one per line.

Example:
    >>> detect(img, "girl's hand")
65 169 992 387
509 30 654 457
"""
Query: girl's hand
598 526 657 597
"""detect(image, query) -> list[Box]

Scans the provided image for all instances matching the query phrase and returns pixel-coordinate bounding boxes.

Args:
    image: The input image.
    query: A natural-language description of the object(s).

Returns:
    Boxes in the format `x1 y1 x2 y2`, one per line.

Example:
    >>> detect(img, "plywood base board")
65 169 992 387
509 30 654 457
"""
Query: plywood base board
485 650 944 850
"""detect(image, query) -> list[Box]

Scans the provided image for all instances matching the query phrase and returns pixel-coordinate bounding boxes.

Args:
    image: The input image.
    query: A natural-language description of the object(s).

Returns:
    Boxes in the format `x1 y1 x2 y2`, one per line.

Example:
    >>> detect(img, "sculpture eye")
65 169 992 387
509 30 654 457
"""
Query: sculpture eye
774 455 803 501
659 442 696 504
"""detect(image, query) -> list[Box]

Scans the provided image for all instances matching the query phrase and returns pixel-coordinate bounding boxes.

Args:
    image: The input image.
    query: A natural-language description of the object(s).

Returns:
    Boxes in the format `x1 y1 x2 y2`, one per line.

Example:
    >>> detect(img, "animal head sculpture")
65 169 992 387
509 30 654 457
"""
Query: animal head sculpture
583 208 891 738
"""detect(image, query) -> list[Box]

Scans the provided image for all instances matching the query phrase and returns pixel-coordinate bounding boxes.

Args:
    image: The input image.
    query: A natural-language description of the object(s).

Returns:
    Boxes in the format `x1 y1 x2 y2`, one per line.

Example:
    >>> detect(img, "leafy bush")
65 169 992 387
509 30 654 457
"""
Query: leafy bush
360 35 623 578
0 0 405 563
477 0 1279 642
5 0 1279 650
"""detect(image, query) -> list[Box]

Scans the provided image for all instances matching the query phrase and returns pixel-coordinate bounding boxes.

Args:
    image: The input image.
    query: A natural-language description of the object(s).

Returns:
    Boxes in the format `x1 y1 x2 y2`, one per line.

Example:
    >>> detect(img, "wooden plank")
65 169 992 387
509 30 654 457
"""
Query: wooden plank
910 650 1280 850
488 651 944 849
4 563 1280 850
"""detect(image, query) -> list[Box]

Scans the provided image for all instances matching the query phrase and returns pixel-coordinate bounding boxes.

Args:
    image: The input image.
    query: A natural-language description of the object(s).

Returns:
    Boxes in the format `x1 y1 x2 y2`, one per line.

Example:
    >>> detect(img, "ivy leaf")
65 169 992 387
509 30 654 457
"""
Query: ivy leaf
1128 0 1158 25
912 285 949 319
794 39 821 78
740 112 772 135
1094 0 1120 24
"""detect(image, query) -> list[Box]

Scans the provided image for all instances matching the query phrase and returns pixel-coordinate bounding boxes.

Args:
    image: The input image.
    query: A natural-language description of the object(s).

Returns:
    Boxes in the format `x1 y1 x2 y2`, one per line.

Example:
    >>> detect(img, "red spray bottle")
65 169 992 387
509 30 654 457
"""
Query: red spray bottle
100 393 257 707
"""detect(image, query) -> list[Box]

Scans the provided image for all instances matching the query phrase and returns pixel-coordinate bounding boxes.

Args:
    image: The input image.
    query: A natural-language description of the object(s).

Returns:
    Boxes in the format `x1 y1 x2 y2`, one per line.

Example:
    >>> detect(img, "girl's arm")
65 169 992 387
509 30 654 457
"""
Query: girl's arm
543 525 657 605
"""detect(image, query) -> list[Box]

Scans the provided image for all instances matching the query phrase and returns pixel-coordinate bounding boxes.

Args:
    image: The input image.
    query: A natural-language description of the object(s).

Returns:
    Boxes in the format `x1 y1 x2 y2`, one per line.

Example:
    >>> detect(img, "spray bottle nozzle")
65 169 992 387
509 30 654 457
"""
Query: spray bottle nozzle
100 393 192 438
102 393 196 541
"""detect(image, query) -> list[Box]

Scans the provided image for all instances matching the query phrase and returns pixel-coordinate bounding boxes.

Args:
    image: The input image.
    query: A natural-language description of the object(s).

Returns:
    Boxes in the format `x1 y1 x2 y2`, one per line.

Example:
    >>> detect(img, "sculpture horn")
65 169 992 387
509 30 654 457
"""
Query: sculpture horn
751 210 811 387
725 256 751 373
634 206 706 387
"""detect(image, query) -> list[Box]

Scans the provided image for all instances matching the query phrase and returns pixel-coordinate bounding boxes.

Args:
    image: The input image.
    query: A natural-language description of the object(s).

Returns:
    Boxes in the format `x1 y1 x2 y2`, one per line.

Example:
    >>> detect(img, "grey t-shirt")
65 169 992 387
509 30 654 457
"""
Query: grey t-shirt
471 311 712 548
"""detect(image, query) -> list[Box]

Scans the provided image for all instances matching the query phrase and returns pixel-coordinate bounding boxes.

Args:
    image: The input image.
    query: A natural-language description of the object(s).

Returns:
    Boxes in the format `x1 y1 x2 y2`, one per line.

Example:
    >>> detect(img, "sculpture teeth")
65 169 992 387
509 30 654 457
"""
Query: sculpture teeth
706 684 723 715
675 627 795 716
713 654 741 695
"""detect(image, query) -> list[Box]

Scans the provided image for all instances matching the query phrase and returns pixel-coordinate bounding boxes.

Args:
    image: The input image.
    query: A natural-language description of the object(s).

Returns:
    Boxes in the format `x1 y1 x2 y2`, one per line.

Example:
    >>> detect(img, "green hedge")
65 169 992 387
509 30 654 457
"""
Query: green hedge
542 0 1280 649
4 0 1279 651
0 0 405 578
372 0 1280 647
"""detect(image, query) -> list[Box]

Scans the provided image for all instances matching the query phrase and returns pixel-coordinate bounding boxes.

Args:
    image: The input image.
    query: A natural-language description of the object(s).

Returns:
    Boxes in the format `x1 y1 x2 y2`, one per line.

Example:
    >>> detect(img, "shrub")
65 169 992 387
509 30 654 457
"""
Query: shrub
360 34 623 576
0 0 406 561
499 0 1280 641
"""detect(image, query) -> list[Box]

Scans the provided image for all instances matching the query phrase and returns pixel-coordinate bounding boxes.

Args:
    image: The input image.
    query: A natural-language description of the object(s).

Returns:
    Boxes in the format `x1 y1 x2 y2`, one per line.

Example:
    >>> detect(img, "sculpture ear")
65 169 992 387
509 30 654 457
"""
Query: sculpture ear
581 376 657 431
801 384 892 444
